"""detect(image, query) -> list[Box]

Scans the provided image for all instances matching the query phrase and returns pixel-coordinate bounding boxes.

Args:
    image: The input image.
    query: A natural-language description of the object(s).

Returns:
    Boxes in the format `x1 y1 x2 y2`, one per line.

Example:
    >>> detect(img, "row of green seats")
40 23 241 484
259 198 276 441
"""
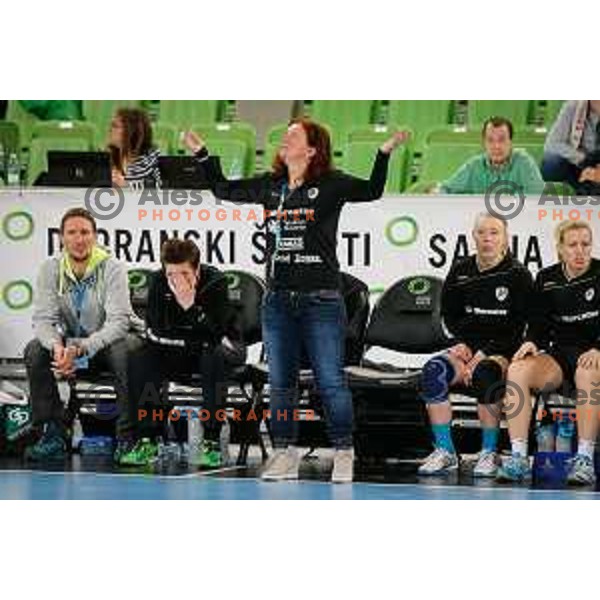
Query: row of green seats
3 100 228 149
2 118 255 185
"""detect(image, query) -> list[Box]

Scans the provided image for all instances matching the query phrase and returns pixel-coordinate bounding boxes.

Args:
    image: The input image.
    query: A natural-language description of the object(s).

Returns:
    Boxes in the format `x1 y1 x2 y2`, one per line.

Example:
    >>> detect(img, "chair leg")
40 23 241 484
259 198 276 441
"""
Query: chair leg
236 381 267 465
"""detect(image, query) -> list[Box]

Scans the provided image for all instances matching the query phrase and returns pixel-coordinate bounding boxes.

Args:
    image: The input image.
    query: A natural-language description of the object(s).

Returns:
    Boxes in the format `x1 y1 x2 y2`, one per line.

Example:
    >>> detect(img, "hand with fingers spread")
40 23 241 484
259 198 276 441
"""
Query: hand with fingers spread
579 166 600 184
168 271 197 311
380 130 411 154
577 348 600 370
513 341 539 361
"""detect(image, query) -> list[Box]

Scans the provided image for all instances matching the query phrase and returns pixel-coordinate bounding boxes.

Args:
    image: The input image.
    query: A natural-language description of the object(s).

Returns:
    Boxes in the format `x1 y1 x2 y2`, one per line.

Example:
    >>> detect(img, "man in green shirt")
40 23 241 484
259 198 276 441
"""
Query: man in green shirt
439 116 545 195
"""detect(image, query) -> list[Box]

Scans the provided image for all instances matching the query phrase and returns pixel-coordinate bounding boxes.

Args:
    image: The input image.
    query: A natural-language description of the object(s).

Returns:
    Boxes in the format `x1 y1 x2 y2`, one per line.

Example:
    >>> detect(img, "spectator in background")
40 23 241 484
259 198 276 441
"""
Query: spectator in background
439 116 545 195
23 208 136 460
108 107 161 188
542 101 600 194
18 100 83 121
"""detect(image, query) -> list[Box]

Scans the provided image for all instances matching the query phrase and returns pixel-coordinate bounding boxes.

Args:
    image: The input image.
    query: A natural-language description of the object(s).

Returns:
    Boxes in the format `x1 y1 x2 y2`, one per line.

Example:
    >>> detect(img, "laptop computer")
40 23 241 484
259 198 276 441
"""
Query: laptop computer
158 155 211 189
43 151 112 187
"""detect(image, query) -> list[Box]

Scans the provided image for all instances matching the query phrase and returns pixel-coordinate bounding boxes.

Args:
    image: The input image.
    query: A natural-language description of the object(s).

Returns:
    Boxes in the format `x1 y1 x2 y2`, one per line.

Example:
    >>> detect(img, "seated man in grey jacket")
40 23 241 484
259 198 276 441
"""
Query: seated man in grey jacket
24 207 134 460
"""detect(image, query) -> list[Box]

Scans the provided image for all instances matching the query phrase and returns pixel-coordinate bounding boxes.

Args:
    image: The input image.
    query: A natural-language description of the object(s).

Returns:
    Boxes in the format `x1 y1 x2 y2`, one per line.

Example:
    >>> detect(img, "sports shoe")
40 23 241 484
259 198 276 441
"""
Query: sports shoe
114 439 136 464
199 440 222 469
25 423 66 461
496 454 530 482
566 454 596 486
473 451 499 478
118 438 159 466
417 448 459 475
261 447 301 481
332 448 354 483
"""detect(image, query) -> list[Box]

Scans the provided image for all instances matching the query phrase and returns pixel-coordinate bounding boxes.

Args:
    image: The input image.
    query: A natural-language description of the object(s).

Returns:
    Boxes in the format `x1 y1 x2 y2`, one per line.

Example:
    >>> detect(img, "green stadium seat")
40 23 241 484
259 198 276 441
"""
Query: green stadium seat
387 101 454 151
344 126 412 193
82 100 142 147
207 139 248 180
0 121 20 158
31 121 97 149
343 141 409 194
26 137 92 185
542 100 565 128
409 143 482 193
193 121 257 176
152 123 178 155
6 101 40 148
468 100 534 129
309 101 376 152
158 101 222 130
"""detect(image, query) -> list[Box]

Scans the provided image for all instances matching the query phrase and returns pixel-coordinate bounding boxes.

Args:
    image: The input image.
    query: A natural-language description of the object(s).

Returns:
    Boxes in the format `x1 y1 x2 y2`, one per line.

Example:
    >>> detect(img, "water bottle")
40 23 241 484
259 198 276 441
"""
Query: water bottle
0 143 5 182
556 415 575 454
220 418 231 465
6 153 20 186
187 413 204 466
72 415 84 453
536 422 555 453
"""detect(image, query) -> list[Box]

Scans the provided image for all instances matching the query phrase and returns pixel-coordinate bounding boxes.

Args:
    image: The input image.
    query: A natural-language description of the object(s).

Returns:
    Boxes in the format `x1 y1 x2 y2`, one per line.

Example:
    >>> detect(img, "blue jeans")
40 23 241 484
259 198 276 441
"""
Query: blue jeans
262 289 354 449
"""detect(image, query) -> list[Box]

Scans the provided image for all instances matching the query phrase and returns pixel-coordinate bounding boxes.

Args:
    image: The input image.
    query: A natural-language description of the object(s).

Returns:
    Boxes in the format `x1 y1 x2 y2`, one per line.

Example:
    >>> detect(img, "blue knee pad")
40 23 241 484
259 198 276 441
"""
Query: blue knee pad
420 355 455 404
471 359 504 404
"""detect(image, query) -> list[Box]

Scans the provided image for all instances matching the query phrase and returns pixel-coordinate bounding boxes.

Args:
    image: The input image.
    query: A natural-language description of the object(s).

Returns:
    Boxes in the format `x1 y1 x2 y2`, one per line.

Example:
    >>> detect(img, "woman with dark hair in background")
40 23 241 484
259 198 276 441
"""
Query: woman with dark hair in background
109 107 161 188
183 119 408 483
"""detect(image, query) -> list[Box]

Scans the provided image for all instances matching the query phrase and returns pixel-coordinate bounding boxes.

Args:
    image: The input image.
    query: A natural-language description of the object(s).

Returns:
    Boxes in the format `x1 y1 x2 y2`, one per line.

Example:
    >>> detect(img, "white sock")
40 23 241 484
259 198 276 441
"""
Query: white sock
511 438 528 457
577 439 595 460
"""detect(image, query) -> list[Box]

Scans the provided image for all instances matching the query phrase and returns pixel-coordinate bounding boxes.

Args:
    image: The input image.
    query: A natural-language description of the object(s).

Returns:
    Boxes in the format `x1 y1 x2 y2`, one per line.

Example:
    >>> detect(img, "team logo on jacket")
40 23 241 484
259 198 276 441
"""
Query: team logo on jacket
586 288 595 302
495 286 509 302
307 187 319 200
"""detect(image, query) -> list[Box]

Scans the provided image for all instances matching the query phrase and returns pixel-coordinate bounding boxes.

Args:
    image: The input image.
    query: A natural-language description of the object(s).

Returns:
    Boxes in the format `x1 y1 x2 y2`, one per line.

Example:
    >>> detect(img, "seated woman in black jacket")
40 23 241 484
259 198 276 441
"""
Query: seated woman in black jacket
418 213 533 478
123 238 244 468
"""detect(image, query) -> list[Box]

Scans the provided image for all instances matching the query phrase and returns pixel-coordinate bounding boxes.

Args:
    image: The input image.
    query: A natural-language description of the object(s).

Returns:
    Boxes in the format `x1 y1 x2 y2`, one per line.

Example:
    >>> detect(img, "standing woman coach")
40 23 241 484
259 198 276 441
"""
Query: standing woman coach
184 119 407 483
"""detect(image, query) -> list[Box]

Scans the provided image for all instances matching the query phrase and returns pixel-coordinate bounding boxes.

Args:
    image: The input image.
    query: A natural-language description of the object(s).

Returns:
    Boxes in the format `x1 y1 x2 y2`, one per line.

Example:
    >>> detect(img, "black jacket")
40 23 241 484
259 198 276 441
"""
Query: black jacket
527 258 600 351
195 147 390 292
441 252 533 356
146 264 241 349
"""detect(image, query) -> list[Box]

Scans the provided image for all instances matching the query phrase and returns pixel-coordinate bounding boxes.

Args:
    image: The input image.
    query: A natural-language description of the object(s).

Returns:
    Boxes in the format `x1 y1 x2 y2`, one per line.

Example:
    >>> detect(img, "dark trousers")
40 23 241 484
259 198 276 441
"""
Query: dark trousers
128 340 246 441
24 336 139 439
541 152 600 195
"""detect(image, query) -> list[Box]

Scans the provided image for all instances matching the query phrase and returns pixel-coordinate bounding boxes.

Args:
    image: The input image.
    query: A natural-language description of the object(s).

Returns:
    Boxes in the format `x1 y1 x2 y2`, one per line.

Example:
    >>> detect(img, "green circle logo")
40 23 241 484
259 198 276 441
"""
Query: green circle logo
226 273 241 290
407 277 431 295
128 270 149 290
385 216 418 247
2 211 34 242
3 280 33 310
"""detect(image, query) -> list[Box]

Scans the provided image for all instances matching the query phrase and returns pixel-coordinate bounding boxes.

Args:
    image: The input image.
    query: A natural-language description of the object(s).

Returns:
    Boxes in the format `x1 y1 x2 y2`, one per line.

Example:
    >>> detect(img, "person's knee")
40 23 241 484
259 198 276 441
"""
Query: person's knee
507 359 532 382
575 365 600 386
471 359 504 404
541 153 575 182
420 355 455 404
24 339 50 367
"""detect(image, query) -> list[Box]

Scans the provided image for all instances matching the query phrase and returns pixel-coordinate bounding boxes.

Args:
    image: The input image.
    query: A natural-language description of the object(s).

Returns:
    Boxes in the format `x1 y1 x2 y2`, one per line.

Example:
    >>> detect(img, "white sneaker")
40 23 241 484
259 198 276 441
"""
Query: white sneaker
261 447 300 481
418 448 459 476
332 449 354 483
472 451 499 478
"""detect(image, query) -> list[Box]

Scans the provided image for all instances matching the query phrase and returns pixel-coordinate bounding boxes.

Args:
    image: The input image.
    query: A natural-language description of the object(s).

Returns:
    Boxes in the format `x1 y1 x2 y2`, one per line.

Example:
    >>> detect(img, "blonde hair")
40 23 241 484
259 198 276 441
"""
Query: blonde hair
554 220 593 261
473 212 509 254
